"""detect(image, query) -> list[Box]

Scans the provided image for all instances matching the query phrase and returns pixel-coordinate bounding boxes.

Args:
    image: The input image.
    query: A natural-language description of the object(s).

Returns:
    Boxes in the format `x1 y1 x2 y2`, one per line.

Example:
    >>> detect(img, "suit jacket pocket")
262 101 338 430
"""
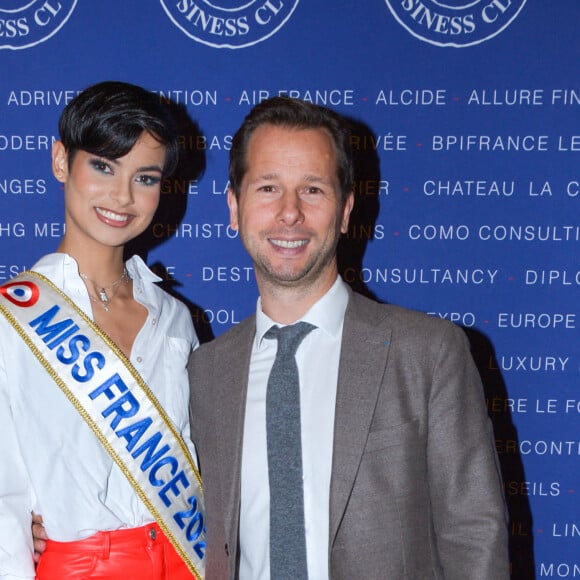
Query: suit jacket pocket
364 419 420 453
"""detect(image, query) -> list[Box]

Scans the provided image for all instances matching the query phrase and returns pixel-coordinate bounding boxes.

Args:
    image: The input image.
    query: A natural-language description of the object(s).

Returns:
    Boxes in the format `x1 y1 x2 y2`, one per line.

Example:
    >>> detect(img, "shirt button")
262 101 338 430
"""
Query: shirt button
149 527 157 540
151 318 156 326
136 356 143 363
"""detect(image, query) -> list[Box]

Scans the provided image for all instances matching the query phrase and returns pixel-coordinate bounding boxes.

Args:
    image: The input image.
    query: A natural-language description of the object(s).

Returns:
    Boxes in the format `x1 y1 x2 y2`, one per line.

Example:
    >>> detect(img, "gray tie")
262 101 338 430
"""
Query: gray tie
265 321 316 580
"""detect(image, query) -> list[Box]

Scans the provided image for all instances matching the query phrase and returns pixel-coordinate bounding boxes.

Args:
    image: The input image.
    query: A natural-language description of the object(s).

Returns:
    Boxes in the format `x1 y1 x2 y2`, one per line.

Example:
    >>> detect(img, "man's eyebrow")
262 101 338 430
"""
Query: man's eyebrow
247 172 279 183
303 174 331 183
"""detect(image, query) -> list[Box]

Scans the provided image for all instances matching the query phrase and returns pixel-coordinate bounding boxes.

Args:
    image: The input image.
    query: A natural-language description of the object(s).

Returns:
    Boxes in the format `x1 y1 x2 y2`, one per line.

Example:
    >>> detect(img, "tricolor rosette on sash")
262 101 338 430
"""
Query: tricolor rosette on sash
0 272 205 579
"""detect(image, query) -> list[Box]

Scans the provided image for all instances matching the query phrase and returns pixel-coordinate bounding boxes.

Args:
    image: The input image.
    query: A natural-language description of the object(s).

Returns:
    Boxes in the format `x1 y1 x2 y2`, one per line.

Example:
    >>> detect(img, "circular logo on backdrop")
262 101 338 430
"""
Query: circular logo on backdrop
160 0 300 49
384 0 527 47
0 0 77 50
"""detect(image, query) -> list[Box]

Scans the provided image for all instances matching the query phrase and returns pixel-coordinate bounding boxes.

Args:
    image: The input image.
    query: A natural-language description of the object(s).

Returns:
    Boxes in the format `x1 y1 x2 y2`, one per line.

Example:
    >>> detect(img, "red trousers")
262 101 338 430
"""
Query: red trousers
35 523 195 579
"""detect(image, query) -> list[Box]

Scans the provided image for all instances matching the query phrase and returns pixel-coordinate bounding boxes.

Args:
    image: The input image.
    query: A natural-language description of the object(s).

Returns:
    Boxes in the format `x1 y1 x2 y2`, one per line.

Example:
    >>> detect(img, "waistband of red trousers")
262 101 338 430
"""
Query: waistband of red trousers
44 522 169 553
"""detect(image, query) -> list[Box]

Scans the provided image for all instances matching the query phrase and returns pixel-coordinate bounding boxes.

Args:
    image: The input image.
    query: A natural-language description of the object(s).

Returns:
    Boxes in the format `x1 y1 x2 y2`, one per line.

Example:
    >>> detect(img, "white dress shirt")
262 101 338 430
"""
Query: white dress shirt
0 253 198 579
239 276 348 580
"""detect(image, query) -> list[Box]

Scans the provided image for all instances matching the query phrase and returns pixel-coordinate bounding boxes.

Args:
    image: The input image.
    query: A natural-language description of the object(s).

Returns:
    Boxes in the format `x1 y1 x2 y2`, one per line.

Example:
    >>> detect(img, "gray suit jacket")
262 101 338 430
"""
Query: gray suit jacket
189 289 509 579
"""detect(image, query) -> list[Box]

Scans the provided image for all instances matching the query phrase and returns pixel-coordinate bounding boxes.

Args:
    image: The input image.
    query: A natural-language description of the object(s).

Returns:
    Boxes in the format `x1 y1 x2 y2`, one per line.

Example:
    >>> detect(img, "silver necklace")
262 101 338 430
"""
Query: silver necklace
80 268 130 312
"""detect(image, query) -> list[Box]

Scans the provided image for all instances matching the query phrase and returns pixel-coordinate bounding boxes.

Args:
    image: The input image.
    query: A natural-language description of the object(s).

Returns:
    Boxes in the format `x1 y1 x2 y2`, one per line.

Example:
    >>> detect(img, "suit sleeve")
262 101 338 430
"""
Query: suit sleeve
426 323 509 579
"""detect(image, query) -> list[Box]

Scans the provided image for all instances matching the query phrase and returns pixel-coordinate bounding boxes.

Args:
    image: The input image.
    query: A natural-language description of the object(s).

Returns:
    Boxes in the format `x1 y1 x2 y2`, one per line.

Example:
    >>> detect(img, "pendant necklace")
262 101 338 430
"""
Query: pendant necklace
80 268 130 312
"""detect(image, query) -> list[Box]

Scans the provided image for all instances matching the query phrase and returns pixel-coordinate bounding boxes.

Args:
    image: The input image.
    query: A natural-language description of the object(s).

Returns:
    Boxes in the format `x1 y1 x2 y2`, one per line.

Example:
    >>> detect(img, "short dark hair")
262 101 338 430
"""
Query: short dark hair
58 81 179 175
229 96 354 202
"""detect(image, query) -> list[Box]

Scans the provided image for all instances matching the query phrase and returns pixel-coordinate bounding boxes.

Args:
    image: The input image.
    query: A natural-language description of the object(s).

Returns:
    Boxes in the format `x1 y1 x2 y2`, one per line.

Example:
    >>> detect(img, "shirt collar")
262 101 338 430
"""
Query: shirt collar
31 252 161 315
124 255 163 317
124 254 162 294
32 252 159 283
32 252 89 298
254 276 349 350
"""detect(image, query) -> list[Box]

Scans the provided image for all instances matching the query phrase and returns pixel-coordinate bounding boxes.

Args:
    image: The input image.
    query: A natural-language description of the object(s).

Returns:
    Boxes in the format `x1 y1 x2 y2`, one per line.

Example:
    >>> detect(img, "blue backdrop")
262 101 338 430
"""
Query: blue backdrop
1 2 579 577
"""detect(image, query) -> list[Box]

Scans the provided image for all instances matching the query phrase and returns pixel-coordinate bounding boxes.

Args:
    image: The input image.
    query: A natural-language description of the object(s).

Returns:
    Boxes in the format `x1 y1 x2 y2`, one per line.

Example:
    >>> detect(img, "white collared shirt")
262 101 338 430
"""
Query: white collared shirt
0 253 198 579
239 277 349 580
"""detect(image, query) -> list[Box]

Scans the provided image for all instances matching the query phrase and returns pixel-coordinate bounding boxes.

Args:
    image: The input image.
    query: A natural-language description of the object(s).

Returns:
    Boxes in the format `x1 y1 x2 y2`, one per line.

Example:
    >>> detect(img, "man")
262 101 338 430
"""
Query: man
189 96 510 579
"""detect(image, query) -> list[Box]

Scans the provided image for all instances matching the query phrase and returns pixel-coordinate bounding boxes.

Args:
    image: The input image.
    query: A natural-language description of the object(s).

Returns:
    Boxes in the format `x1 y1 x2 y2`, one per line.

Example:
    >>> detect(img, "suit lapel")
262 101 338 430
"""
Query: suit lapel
329 292 392 544
211 319 256 551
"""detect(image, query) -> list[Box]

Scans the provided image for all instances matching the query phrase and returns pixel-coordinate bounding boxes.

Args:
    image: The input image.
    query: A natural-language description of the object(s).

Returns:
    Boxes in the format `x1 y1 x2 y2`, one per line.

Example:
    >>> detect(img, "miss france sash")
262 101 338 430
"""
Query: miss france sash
0 271 205 579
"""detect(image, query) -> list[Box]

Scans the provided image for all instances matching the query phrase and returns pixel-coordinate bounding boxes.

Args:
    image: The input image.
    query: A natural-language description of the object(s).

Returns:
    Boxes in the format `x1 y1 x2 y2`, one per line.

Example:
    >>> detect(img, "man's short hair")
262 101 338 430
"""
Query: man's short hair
229 96 354 202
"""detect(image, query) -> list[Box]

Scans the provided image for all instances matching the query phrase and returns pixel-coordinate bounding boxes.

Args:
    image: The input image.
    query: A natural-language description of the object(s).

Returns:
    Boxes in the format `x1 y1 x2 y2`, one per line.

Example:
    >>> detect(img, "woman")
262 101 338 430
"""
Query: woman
0 81 203 579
